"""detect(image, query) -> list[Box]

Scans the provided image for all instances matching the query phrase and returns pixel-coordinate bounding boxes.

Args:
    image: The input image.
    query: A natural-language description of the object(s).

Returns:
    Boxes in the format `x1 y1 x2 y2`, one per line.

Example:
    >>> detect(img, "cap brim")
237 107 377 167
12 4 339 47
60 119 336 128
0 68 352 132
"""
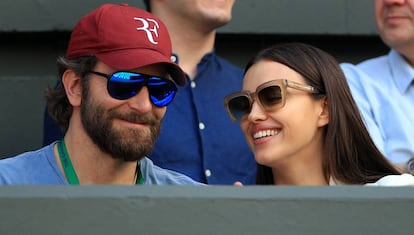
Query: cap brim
96 49 186 86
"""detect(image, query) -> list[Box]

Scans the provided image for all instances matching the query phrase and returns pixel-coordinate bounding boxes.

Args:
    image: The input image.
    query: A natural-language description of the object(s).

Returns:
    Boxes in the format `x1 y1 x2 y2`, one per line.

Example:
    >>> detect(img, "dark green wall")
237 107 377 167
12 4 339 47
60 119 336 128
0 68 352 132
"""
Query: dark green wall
0 0 377 35
1 186 413 235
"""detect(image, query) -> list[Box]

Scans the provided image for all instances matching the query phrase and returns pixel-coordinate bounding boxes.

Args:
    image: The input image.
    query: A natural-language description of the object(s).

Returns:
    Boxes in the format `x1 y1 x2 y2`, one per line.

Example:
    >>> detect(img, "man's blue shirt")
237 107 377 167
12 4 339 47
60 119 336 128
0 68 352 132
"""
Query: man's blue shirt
149 52 256 184
0 143 203 185
341 49 414 164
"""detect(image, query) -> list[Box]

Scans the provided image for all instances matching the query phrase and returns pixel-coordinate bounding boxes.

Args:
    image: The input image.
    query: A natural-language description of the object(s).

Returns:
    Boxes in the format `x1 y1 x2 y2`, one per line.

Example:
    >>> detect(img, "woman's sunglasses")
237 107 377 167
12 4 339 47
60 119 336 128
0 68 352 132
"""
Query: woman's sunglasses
90 71 178 107
224 79 321 122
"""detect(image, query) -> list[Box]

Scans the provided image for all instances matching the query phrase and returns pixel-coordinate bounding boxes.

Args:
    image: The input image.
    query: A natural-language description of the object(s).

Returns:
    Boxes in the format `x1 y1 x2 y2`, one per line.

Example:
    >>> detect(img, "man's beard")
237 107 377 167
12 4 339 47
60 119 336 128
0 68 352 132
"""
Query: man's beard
80 88 161 162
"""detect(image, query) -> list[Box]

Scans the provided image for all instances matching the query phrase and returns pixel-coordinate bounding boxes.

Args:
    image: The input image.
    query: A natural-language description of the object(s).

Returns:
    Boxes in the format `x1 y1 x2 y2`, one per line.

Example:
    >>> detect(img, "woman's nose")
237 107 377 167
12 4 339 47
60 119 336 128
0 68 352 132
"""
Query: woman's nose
247 101 267 123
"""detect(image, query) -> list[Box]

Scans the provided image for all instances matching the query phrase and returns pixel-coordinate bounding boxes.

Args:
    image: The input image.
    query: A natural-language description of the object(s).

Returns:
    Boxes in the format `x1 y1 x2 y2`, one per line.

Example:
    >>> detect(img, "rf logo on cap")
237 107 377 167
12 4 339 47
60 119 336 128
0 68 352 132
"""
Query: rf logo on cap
134 17 160 45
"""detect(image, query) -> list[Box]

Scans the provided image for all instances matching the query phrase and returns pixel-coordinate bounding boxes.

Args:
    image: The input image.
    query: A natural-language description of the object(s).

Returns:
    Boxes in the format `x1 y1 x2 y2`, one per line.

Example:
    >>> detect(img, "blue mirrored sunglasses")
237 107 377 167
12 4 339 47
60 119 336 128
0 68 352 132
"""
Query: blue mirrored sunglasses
89 71 177 107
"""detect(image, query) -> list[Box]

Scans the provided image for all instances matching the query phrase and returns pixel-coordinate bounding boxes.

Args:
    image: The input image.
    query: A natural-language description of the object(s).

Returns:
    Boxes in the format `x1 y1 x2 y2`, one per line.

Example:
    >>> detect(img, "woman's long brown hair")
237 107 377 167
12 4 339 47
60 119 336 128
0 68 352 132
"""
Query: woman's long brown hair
247 42 399 185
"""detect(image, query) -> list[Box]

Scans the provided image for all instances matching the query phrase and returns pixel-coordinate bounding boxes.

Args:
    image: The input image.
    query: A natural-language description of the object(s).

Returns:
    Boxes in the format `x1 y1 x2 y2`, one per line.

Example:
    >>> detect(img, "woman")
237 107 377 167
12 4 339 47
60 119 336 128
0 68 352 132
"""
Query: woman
224 42 413 185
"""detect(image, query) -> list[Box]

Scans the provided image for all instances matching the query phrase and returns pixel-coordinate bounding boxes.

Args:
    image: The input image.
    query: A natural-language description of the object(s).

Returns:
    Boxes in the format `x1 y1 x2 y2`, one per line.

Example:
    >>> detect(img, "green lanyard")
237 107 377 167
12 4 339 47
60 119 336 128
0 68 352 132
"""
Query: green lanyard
57 140 144 185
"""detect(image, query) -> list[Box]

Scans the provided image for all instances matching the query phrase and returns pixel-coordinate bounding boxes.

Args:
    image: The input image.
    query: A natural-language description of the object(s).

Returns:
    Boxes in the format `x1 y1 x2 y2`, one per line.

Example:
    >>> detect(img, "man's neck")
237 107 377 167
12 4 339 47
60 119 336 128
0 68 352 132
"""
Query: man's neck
55 125 139 185
393 45 414 67
171 31 215 79
154 11 216 78
400 52 414 67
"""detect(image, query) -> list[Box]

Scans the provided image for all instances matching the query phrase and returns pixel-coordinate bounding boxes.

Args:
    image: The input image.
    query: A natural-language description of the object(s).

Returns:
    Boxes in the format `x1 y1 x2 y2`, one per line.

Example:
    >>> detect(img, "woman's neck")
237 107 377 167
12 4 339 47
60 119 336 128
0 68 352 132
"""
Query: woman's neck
271 143 327 185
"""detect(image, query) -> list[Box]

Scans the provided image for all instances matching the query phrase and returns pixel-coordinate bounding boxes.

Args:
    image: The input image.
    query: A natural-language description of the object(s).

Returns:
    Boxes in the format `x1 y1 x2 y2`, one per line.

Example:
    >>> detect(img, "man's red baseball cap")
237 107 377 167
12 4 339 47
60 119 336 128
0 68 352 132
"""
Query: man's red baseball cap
66 3 186 86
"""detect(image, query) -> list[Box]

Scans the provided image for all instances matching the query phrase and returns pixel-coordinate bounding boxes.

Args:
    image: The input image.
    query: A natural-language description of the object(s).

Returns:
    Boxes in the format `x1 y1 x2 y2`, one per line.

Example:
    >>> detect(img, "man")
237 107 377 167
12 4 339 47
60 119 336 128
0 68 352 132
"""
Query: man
0 4 201 185
43 0 256 184
341 0 414 173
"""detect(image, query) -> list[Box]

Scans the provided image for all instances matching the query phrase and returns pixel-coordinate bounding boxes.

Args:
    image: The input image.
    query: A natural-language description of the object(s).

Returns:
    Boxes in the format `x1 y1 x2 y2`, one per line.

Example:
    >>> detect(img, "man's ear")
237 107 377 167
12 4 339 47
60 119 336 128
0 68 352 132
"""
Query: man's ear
62 69 82 107
317 98 329 127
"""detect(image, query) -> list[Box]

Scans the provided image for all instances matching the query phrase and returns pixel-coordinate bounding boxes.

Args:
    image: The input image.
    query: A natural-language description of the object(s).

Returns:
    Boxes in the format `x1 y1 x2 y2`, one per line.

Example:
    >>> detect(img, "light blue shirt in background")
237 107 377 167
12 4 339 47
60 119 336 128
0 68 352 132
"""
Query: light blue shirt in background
341 49 414 164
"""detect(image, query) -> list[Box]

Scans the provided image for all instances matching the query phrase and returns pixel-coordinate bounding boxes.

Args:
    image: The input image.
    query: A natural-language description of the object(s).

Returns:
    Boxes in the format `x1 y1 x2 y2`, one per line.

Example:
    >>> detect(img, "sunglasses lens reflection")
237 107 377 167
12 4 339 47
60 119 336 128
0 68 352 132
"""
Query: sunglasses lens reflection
148 78 177 107
108 73 145 100
228 95 251 121
259 85 282 108
108 72 177 107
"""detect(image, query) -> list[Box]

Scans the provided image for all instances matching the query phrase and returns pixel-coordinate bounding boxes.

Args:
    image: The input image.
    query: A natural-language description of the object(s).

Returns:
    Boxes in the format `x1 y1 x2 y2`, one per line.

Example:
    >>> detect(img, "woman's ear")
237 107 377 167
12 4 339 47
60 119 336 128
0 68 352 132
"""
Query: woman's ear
62 69 82 107
317 98 329 127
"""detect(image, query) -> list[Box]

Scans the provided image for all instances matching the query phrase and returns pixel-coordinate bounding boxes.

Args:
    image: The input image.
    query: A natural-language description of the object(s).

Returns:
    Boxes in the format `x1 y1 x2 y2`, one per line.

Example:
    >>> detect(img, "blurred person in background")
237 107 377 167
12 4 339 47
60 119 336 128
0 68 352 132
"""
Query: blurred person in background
341 0 414 174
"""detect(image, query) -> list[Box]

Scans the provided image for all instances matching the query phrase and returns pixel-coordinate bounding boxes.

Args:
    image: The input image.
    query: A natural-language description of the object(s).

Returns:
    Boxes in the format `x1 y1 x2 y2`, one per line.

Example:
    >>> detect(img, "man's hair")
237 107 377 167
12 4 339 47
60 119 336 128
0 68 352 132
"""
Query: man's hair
143 0 151 12
46 56 98 132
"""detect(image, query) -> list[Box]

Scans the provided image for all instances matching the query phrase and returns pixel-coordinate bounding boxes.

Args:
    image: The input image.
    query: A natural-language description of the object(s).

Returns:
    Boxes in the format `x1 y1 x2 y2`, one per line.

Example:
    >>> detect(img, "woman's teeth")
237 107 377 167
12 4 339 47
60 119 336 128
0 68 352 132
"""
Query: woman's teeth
253 130 278 139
